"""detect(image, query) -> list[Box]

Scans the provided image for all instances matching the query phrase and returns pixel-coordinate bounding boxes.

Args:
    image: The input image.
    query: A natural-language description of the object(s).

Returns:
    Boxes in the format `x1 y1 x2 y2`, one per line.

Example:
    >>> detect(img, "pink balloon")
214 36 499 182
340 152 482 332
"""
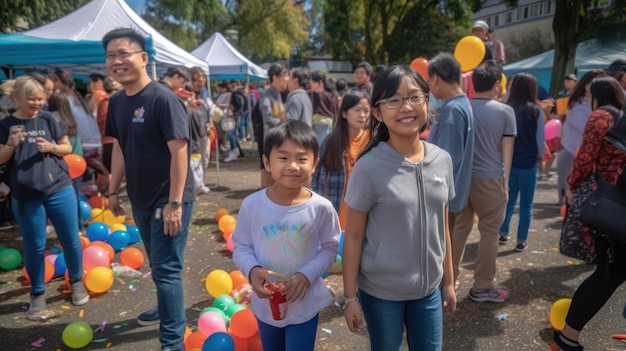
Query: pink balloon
545 119 562 140
198 311 226 337
45 254 58 266
226 236 234 252
82 245 111 271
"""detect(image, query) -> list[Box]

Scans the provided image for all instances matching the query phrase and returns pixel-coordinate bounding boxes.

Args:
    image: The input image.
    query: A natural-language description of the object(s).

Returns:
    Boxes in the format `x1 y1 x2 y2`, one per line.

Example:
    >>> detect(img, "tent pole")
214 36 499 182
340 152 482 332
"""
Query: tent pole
245 75 254 155
151 61 157 80
9 67 13 79
206 78 220 187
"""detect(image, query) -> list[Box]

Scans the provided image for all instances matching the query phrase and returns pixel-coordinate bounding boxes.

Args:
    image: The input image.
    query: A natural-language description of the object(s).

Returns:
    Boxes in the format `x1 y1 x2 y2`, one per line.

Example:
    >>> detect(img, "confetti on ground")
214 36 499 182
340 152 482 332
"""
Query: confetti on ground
550 247 559 252
496 313 508 320
530 251 546 254
322 328 332 334
112 322 128 329
61 305 71 310
150 289 157 293
79 309 84 318
92 338 109 343
566 260 582 265
143 271 152 279
528 228 537 232
30 337 45 347
192 307 202 311
106 342 112 348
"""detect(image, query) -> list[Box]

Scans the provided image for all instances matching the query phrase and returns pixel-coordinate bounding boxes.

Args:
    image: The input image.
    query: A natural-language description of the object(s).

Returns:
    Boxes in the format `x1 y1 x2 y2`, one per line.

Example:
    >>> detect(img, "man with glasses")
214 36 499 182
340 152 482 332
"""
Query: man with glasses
427 53 475 237
102 28 195 351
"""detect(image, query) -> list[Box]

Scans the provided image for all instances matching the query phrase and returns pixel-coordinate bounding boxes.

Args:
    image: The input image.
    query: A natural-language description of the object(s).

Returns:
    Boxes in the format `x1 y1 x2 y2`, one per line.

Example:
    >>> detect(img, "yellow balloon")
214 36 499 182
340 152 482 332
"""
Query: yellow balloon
90 208 104 223
453 36 486 72
85 267 114 293
549 298 572 331
205 269 233 298
110 223 127 232
500 73 507 93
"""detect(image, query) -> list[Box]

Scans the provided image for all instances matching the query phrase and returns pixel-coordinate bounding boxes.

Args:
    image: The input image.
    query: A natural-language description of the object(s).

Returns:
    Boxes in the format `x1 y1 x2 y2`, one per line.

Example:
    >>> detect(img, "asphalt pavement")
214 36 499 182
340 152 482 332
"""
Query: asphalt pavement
1 144 625 351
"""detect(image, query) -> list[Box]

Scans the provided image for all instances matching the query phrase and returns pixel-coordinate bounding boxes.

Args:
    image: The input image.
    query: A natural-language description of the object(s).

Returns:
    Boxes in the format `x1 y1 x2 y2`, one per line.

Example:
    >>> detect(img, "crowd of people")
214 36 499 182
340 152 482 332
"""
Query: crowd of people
1 22 626 351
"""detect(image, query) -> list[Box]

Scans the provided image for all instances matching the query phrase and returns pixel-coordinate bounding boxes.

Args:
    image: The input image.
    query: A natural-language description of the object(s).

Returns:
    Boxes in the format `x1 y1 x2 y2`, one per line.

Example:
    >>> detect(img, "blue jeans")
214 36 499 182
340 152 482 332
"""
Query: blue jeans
359 289 443 351
227 129 240 151
499 166 538 241
13 185 82 295
238 110 250 140
132 198 194 350
257 314 319 351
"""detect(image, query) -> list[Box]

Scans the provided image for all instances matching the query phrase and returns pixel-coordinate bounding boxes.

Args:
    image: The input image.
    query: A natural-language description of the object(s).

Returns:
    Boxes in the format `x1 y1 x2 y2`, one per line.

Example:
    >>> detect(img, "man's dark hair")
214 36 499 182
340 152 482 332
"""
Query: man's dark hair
165 65 191 82
24 72 48 87
267 63 288 83
428 53 462 85
607 59 626 77
355 61 372 76
472 60 503 93
102 28 146 51
89 72 106 82
290 68 310 89
264 120 319 160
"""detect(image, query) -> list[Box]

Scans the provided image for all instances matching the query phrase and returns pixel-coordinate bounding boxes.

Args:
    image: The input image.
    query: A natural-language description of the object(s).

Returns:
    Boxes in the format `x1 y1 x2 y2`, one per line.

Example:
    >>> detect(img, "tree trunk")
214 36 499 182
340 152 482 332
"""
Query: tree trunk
550 0 589 97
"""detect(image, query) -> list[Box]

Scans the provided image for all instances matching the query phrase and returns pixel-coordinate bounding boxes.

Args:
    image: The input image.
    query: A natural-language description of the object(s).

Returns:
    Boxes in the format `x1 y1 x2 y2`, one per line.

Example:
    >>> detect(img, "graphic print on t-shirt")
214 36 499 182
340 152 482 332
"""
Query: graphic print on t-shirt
262 220 315 274
132 107 145 123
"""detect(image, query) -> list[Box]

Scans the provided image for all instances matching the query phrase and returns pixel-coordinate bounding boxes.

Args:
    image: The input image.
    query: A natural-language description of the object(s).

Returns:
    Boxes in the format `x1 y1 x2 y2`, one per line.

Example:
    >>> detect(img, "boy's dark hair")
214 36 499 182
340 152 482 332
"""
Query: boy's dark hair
24 72 48 87
355 61 372 76
590 76 625 110
267 63 288 83
165 65 191 82
290 67 310 89
263 120 319 160
472 60 502 93
102 28 146 52
89 72 106 82
428 53 462 85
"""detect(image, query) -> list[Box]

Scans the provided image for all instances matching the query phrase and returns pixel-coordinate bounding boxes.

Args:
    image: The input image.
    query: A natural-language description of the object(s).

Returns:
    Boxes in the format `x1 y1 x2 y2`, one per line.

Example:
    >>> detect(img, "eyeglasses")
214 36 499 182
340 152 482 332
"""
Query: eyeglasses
105 51 143 61
375 93 427 109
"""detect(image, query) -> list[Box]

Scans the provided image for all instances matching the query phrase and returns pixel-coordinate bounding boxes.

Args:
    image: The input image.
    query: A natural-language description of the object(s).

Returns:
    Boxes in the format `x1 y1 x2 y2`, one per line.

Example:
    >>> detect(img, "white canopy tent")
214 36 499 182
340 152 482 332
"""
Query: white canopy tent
192 32 266 80
1 0 207 77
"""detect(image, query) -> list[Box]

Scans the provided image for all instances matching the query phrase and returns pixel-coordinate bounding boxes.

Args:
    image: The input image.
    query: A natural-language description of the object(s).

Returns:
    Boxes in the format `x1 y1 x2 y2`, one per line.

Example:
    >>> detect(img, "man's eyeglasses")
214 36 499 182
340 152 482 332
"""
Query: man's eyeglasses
375 93 427 109
105 51 143 61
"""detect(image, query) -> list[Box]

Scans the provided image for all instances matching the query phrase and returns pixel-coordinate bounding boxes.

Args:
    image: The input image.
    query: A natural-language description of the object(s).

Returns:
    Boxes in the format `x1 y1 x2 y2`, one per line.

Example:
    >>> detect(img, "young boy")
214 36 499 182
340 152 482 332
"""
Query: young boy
232 120 340 351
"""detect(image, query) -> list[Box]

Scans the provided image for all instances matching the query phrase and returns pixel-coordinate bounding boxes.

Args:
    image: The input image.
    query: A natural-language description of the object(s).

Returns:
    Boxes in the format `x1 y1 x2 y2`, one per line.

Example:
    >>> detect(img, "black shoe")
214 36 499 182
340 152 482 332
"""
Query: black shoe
499 234 509 245
515 241 528 252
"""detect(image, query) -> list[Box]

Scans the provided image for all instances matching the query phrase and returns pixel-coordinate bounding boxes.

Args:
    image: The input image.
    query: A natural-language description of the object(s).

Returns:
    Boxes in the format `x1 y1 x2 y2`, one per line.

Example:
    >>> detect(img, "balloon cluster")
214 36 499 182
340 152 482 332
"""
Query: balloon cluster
216 208 237 253
322 231 345 278
186 268 260 351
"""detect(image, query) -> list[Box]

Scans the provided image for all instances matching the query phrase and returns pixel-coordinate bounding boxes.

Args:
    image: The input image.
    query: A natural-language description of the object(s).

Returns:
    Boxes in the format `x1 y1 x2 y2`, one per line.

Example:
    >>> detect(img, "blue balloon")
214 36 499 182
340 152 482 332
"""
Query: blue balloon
78 194 89 202
79 201 92 223
126 225 141 244
202 332 234 351
107 230 130 252
86 222 110 242
54 252 67 276
339 231 345 256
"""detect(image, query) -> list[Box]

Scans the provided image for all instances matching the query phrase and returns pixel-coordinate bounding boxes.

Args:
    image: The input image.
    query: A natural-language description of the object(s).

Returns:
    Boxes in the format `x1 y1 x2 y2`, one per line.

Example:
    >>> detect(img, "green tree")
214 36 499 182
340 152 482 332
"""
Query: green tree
1 0 89 33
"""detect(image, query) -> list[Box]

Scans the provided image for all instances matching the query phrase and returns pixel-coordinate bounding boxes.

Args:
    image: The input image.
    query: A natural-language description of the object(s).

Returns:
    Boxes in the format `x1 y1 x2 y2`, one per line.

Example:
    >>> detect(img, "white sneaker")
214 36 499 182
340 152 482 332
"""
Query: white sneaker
198 186 210 194
224 148 239 163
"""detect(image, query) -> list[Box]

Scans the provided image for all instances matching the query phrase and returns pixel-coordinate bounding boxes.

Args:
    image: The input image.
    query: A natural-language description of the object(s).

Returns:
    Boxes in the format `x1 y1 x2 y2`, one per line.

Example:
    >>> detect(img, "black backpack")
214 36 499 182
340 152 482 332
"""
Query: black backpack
251 99 264 140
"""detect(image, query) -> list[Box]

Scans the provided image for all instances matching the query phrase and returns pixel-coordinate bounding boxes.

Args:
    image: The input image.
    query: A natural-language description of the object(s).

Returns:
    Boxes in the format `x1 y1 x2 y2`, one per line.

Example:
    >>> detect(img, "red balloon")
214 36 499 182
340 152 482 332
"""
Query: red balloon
88 196 109 210
63 154 87 179
120 247 145 270
410 57 429 79
184 331 207 350
229 308 258 339
247 332 263 351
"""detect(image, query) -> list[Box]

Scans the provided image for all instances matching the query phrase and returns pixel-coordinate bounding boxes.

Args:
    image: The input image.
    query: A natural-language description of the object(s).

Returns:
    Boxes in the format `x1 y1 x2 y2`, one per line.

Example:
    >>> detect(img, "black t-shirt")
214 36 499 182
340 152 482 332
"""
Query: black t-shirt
105 81 194 210
0 111 71 203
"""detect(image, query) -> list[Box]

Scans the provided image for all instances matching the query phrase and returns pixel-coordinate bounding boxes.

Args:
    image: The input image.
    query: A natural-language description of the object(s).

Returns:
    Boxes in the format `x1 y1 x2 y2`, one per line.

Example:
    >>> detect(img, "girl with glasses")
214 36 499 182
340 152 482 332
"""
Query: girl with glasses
342 65 456 351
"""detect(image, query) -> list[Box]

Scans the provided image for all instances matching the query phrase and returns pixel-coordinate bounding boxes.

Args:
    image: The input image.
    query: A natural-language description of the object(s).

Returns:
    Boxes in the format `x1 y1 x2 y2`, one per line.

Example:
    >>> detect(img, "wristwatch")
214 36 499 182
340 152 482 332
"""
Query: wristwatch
169 200 182 209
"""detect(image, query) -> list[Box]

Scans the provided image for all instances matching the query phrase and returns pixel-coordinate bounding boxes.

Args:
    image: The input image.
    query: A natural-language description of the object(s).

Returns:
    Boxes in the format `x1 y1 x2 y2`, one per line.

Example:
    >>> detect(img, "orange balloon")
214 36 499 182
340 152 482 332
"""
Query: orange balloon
63 154 87 179
222 230 233 241
560 204 567 219
184 331 207 350
89 241 115 262
88 196 109 210
120 247 145 270
229 270 249 290
23 260 55 284
85 267 114 293
229 332 248 351
224 221 236 234
65 268 89 284
230 308 258 339
247 332 263 351
79 236 91 249
184 326 191 342
410 57 429 79
218 215 236 233
215 208 231 222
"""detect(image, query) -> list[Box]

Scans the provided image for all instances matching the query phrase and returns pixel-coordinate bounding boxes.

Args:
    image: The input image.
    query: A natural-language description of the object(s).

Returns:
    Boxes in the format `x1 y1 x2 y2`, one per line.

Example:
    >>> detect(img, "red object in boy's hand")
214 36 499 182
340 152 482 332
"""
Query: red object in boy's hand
265 282 288 320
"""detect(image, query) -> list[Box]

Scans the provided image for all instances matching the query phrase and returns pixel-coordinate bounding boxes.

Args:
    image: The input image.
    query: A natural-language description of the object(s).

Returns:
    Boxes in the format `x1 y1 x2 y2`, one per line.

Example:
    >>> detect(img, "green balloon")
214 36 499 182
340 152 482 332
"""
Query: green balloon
201 306 228 325
225 303 246 318
62 321 93 349
0 244 6 252
0 248 22 270
212 294 236 312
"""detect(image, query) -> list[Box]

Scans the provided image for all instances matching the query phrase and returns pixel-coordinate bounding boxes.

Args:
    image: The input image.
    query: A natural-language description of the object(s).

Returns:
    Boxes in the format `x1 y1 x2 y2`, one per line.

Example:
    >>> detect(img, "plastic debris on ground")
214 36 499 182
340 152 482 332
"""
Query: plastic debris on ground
496 312 508 320
30 337 45 348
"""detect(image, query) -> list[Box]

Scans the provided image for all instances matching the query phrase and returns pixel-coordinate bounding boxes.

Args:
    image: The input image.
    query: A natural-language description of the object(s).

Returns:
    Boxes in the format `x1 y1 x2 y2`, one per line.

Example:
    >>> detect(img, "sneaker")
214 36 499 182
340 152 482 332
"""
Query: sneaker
70 281 90 306
550 332 585 351
515 241 528 252
198 186 210 194
220 144 229 153
499 234 509 245
224 148 239 163
468 286 510 303
137 306 160 326
0 221 13 230
45 225 55 234
26 294 58 321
